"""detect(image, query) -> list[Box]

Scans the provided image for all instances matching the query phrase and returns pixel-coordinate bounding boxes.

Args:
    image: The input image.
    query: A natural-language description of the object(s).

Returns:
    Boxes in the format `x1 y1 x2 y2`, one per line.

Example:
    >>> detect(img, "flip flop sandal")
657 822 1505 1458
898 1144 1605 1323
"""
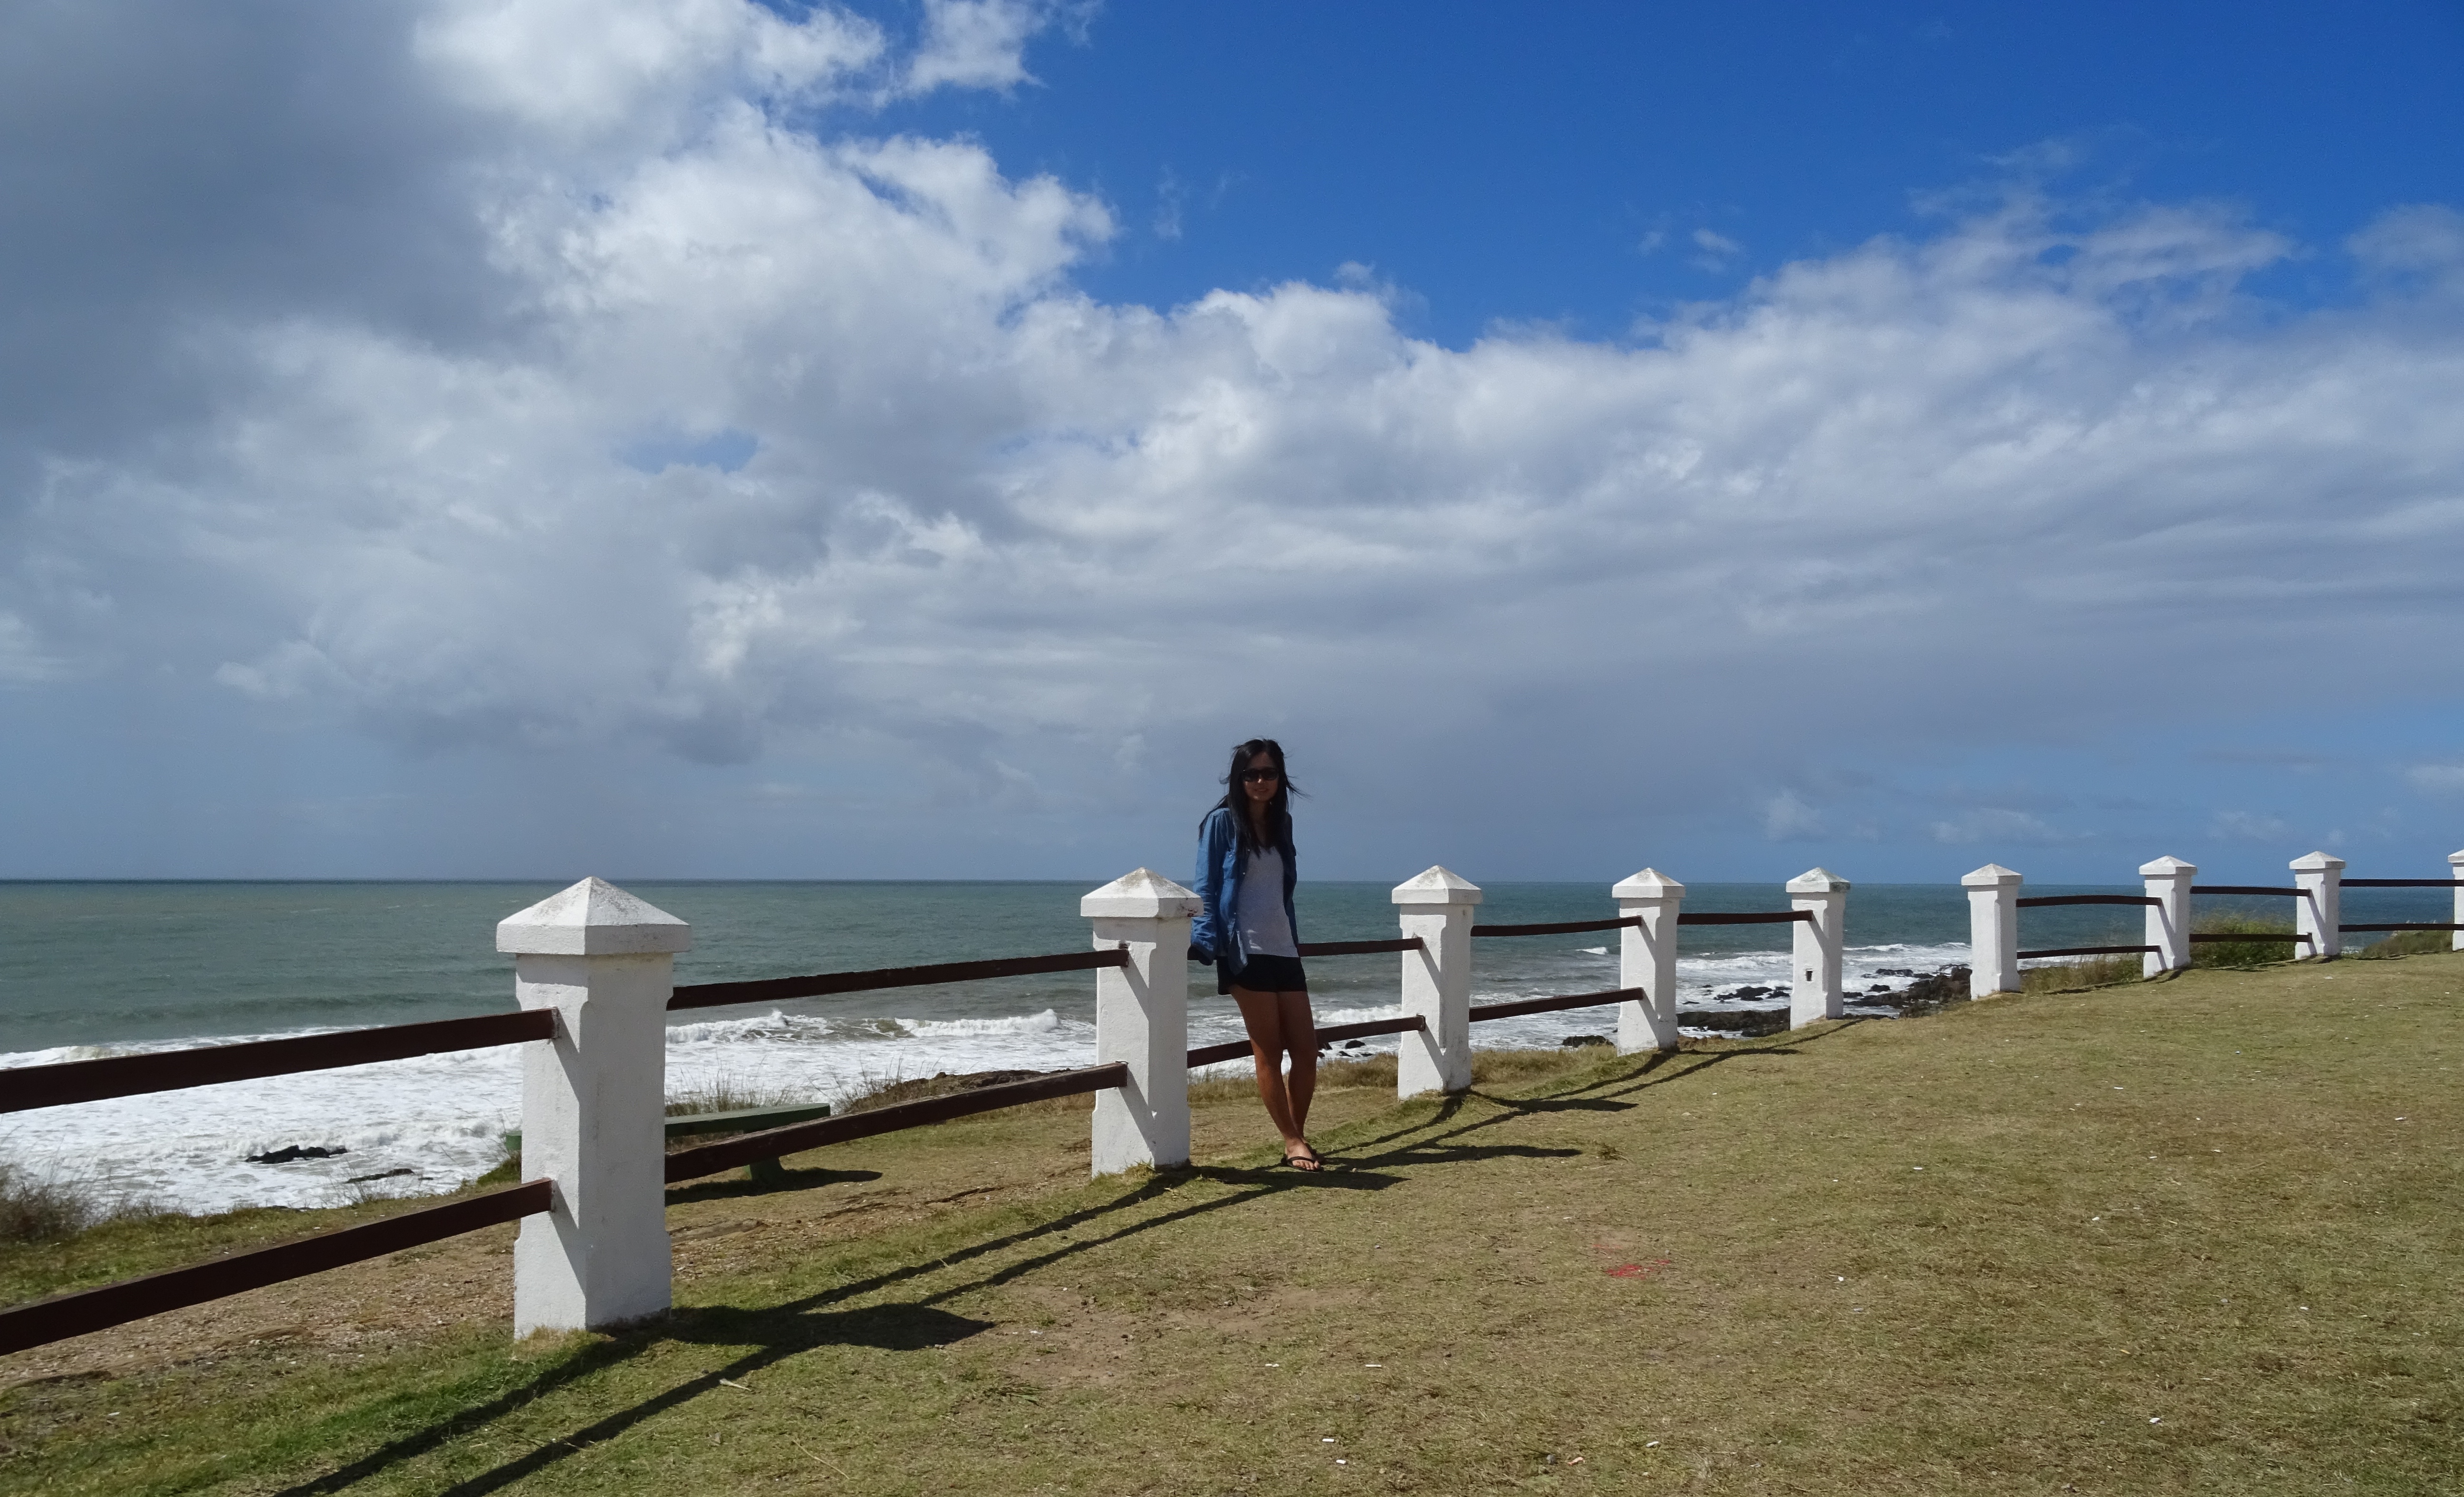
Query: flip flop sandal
1280 1148 1325 1172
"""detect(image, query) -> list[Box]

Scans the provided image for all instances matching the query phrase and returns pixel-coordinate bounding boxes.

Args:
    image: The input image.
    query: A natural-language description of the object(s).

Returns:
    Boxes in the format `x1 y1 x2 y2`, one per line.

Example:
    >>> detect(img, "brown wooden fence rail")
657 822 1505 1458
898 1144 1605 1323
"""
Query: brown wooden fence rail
2341 922 2464 933
2190 933 2311 944
1472 917 1640 937
2193 885 2301 897
0 1010 555 1115
1298 937 1426 957
2016 944 2159 960
1469 987 1644 1023
1676 910 1813 926
0 1180 552 1357
2014 892 2163 962
1185 1014 1428 1069
663 1064 1127 1183
668 948 1130 1012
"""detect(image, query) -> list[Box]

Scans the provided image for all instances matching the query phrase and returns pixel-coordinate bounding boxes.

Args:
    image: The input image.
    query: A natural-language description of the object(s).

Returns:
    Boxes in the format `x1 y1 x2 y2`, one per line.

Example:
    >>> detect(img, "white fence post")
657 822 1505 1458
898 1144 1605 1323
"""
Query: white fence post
1786 868 1849 1028
1613 869 1684 1052
2453 850 2464 951
497 877 688 1336
1082 868 1196 1176
2140 856 2195 976
1962 864 2021 997
2291 851 2345 960
1394 866 1480 1096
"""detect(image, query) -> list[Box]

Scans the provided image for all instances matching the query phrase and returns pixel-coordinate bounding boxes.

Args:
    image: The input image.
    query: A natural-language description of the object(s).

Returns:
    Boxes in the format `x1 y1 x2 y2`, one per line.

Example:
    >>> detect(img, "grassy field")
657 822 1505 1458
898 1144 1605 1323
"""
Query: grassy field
3 951 2460 1495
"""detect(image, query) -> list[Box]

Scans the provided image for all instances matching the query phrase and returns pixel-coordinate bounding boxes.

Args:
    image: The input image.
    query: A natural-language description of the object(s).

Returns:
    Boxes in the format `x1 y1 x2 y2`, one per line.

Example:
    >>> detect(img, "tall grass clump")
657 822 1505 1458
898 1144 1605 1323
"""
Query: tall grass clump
2358 928 2456 959
664 1073 820 1117
0 1155 160 1244
2191 911 2302 968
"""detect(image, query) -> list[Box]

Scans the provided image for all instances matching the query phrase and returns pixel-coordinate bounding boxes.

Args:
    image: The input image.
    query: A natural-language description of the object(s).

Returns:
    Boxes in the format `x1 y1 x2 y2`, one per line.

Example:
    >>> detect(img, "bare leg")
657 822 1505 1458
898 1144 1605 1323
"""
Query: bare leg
1232 985 1320 1167
1276 988 1318 1136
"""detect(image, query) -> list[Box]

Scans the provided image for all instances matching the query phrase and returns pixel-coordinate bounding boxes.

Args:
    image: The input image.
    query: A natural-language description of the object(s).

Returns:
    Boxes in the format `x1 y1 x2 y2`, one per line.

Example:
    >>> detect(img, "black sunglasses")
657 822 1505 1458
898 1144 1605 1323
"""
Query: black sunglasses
1239 767 1281 783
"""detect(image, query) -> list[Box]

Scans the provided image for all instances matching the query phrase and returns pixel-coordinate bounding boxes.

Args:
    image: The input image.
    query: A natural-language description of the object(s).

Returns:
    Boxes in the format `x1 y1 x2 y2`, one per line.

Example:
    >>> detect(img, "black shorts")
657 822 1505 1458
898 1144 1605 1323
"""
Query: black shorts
1220 953 1308 996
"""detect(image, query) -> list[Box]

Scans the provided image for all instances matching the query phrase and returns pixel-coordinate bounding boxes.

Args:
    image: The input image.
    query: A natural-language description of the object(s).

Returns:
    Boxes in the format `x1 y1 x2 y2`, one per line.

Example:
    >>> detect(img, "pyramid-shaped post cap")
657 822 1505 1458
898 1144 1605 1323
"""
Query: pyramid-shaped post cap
1081 868 1200 919
1786 867 1850 894
2450 848 2464 865
1962 863 2023 888
1613 868 1685 900
2139 855 2196 877
498 877 692 956
2289 850 2347 872
1393 866 1483 907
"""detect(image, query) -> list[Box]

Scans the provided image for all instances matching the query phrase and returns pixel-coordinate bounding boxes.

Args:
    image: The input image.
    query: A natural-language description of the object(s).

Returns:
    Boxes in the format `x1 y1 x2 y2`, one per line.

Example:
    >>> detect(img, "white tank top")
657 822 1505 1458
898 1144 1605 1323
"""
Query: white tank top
1236 846 1299 957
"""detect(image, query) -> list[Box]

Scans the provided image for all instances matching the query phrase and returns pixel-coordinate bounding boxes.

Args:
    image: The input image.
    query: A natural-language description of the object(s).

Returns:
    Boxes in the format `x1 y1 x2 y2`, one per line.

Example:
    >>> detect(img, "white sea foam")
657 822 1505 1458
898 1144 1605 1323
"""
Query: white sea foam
0 942 1973 1213
897 1010 1065 1038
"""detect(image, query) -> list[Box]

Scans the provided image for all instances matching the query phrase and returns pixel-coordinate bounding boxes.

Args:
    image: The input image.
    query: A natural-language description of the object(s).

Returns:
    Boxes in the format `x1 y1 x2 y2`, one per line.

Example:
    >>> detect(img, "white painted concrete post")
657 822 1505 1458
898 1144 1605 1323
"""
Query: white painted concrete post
2140 856 2196 976
1394 866 1481 1096
2290 851 2345 961
1962 864 2022 998
2452 850 2464 951
1082 868 1197 1176
1786 868 1850 1028
1612 869 1684 1053
498 877 689 1336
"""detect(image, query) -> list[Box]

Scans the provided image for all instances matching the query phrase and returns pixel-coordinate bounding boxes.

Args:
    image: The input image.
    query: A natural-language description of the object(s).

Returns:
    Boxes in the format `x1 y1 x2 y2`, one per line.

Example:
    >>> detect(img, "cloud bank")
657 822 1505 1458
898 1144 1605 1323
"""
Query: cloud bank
2 0 2460 876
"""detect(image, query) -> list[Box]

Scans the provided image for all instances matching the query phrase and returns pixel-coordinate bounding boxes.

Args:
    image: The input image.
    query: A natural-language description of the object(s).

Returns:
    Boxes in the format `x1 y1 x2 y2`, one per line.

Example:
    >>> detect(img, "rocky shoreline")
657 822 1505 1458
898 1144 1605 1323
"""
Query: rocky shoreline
1556 963 1976 1040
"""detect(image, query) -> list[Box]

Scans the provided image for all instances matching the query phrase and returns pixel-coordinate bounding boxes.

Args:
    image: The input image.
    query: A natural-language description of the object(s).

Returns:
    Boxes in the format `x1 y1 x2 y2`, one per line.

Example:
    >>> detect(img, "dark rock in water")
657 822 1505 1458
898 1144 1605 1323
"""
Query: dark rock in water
1714 984 1785 1003
248 1144 349 1165
1560 1034 1612 1048
1858 966 1973 1014
1341 1039 1367 1050
346 1168 416 1185
1681 1007 1789 1037
1874 967 1917 977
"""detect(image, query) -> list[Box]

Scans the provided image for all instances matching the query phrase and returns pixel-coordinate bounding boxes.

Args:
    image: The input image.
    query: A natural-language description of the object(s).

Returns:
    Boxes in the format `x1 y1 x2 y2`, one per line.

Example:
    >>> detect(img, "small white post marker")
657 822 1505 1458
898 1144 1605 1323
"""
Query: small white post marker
1962 864 2022 998
498 877 689 1336
1082 868 1197 1176
2290 851 2345 960
1613 869 1684 1052
2451 849 2464 951
1787 868 1850 1028
2140 856 2196 976
1394 866 1481 1096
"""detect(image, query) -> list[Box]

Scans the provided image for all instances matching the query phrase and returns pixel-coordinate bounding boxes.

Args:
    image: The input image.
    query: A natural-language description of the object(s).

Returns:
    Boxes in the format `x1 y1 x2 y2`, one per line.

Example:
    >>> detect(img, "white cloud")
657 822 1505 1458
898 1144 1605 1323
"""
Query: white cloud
1690 227 1742 270
2 0 2462 832
417 0 883 135
2209 810 2291 841
2406 763 2464 797
1929 809 2066 846
1763 791 1825 840
902 0 1056 96
0 612 61 683
2349 204 2464 297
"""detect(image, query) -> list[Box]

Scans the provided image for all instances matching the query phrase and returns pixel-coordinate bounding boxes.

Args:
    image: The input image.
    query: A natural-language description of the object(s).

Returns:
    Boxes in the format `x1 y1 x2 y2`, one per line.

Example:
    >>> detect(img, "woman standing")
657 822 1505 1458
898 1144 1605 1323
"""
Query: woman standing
1190 739 1323 1170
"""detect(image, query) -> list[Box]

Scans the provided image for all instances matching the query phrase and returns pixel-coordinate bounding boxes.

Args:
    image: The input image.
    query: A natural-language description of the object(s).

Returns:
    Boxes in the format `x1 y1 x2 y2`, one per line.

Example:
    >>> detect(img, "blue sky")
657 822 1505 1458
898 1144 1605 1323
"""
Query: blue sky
1 0 2460 887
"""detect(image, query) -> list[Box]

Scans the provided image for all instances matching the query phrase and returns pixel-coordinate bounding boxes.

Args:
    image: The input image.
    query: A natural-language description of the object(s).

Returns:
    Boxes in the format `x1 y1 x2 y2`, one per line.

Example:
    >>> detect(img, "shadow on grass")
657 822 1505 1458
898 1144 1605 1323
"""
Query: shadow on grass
274 1033 1858 1494
1335 1026 1848 1163
273 1159 1402 1496
664 1166 882 1206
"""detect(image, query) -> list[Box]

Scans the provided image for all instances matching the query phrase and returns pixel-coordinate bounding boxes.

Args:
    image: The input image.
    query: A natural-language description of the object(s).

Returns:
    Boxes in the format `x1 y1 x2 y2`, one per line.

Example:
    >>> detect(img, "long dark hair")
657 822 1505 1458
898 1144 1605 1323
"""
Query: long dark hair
1206 738 1300 857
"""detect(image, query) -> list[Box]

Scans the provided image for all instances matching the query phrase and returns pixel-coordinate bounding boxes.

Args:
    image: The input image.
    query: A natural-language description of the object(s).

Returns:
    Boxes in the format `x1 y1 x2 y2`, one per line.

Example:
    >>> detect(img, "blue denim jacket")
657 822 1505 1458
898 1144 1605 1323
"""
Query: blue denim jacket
1189 806 1300 981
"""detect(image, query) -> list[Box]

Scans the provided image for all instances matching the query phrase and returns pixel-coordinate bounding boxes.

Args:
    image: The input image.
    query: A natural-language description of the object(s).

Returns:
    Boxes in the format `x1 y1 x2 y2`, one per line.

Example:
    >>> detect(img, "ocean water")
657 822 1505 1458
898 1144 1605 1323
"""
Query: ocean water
2 878 2447 1214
